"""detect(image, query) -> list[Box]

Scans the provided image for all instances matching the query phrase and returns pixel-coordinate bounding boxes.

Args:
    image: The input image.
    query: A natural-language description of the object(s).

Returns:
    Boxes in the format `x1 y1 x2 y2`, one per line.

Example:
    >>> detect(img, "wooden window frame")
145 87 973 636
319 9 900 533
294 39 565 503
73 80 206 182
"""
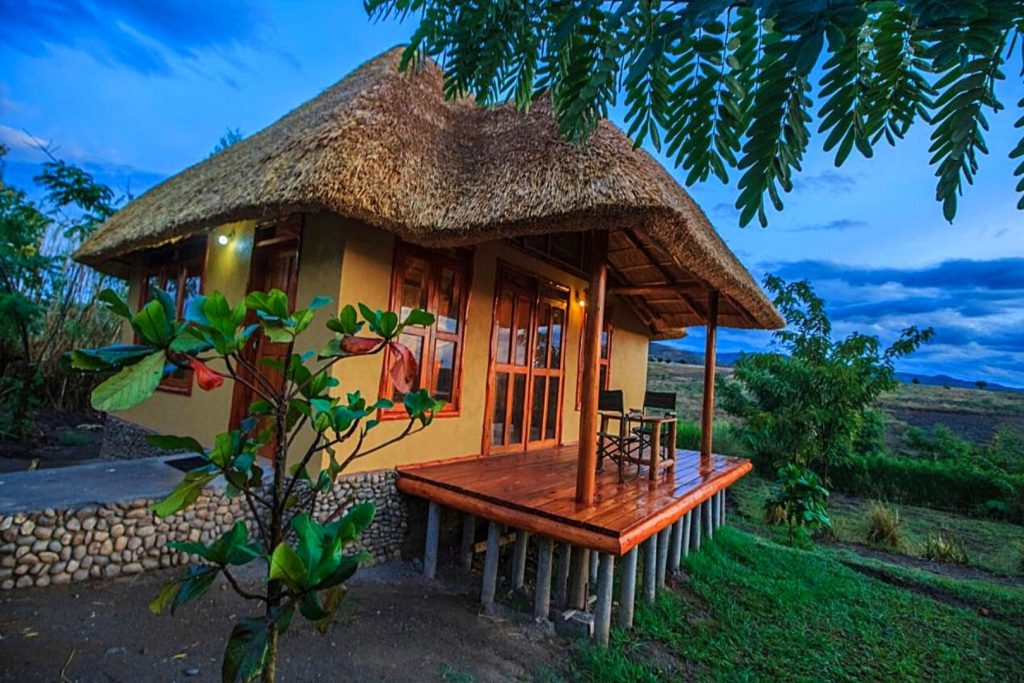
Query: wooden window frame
138 240 207 395
575 309 613 410
378 241 473 420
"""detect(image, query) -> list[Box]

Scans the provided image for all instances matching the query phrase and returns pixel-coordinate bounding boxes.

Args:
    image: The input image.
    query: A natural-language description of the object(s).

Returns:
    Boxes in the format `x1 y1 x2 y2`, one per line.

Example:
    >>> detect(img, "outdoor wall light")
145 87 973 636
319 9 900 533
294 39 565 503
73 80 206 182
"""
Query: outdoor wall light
577 288 588 308
216 231 233 246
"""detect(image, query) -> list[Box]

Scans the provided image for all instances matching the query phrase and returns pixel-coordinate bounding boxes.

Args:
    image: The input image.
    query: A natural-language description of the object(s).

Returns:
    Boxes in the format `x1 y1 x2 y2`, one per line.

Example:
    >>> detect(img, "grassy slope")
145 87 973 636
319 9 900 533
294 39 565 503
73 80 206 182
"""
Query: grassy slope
569 528 1024 682
732 476 1024 576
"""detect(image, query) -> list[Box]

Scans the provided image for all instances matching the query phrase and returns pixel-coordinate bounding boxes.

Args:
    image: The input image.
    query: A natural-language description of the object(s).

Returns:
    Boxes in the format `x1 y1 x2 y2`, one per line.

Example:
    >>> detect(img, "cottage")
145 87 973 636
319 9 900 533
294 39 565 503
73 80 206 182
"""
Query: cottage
75 49 782 642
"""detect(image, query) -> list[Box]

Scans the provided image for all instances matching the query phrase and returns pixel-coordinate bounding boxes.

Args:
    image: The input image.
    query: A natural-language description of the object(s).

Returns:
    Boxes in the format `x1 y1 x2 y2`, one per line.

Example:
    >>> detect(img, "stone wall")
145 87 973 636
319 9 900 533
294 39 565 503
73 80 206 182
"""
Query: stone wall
0 469 407 590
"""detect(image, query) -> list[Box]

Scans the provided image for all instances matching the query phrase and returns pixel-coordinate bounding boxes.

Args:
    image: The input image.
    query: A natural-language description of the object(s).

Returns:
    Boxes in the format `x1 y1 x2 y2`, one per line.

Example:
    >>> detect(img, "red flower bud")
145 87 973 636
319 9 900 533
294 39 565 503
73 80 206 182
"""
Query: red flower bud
340 335 380 355
189 358 224 391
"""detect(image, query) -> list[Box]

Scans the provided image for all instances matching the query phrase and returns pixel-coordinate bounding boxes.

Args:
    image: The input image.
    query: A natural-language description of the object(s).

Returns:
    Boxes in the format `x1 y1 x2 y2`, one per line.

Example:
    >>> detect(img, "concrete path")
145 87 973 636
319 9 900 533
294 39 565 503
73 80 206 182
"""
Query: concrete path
0 456 197 514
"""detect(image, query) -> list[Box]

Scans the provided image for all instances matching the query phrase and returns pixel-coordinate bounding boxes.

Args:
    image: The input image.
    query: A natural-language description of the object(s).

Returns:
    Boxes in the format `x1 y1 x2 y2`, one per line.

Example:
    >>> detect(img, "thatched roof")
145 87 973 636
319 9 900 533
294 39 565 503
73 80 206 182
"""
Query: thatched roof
75 48 782 335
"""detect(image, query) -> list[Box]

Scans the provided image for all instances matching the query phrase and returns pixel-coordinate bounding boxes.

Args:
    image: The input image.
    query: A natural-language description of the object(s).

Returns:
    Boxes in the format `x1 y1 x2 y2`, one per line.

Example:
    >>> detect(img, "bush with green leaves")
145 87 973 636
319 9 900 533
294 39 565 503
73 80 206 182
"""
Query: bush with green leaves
0 145 123 437
720 276 932 480
764 463 832 545
72 287 440 683
367 1 1024 226
829 452 1023 522
675 419 745 457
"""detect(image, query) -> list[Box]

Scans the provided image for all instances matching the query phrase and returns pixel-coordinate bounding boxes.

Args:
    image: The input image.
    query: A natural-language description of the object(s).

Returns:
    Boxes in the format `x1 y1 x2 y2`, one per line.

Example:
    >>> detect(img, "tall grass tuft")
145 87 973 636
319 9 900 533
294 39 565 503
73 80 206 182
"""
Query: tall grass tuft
923 532 969 565
865 501 901 548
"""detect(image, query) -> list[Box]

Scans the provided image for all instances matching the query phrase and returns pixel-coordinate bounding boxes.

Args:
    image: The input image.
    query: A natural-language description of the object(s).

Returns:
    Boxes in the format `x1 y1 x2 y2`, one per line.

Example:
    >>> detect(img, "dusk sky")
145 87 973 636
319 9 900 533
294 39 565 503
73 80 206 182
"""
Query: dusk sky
2 1 1022 386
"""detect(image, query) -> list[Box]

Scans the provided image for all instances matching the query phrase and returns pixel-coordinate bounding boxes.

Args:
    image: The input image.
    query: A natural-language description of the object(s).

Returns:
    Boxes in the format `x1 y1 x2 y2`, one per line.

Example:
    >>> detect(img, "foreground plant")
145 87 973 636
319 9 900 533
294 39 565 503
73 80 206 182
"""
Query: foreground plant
72 287 439 682
765 463 832 545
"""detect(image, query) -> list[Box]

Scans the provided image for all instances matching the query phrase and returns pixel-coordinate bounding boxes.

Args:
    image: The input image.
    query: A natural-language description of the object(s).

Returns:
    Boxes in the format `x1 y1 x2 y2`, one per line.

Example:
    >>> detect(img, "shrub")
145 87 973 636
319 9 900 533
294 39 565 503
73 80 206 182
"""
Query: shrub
865 501 901 548
829 453 1023 523
923 532 969 565
764 463 831 545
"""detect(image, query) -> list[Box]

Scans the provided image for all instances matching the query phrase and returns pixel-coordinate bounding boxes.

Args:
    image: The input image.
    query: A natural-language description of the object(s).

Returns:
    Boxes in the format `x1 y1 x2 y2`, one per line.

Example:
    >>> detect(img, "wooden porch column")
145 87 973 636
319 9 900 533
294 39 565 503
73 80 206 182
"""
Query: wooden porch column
575 230 609 505
700 290 720 462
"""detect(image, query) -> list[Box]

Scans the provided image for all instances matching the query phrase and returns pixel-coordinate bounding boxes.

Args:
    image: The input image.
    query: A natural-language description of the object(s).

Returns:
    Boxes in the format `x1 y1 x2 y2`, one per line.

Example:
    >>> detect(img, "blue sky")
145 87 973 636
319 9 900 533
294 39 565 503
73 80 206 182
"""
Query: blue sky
2 1 1022 386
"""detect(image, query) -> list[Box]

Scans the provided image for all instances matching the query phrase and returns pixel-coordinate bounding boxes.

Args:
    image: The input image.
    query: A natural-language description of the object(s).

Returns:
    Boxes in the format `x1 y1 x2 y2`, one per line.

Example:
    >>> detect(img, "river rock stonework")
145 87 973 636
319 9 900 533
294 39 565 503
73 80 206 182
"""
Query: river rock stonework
0 469 407 590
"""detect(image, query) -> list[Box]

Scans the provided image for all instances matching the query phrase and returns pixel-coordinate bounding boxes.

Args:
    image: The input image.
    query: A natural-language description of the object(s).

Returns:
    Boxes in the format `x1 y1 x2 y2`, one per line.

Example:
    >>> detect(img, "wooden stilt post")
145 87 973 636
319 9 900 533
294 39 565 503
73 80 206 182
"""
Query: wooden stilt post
481 521 501 607
643 535 657 604
721 489 727 526
555 543 571 606
669 520 683 574
693 503 702 551
656 527 670 589
594 554 615 648
534 536 554 621
589 547 599 586
704 498 714 540
423 501 441 579
682 511 692 559
575 230 609 506
619 547 638 628
512 530 529 590
700 290 720 463
568 547 589 610
460 514 475 571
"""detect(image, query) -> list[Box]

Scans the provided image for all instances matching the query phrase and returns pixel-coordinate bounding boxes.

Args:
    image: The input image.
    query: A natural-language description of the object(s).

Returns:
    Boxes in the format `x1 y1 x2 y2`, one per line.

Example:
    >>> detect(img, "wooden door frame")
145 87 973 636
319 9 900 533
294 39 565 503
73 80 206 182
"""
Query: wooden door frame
480 261 570 456
228 216 303 432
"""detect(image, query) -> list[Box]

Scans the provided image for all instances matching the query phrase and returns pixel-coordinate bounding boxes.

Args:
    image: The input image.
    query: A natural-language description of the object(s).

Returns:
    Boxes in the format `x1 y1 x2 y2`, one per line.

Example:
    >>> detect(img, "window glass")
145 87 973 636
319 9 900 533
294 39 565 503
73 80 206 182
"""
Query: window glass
400 257 429 320
509 374 527 444
496 292 513 364
545 377 559 440
491 372 509 445
433 339 456 403
514 296 530 366
436 268 461 334
550 307 564 369
533 303 550 369
529 377 546 441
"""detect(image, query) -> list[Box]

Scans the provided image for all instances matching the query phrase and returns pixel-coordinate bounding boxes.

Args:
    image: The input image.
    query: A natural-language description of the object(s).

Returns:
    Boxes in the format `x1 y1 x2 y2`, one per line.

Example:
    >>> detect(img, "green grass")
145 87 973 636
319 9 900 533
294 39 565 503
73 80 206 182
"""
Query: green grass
567 527 1024 682
732 476 1024 576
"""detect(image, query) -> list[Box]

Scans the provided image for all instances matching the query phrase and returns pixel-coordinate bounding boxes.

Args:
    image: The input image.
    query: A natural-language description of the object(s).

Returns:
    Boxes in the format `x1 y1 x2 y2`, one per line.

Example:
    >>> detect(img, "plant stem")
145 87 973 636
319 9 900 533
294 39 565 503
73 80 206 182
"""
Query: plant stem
262 621 279 683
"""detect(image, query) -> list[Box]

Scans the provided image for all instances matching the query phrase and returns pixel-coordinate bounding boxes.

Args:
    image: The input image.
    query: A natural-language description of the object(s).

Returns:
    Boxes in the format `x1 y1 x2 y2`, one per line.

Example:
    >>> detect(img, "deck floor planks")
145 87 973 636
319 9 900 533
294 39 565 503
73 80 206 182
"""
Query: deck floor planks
397 444 751 554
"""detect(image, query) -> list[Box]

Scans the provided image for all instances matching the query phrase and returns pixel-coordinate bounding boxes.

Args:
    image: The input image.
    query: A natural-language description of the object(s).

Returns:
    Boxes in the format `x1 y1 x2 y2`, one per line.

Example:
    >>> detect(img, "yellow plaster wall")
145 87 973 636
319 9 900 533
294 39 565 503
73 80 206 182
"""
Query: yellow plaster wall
118 222 256 445
113 213 651 469
327 219 651 472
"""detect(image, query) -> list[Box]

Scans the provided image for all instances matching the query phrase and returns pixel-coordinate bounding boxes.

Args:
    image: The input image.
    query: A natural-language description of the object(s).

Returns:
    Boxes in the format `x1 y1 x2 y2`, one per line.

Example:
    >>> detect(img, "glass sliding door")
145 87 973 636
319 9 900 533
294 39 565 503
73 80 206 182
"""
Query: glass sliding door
487 268 568 453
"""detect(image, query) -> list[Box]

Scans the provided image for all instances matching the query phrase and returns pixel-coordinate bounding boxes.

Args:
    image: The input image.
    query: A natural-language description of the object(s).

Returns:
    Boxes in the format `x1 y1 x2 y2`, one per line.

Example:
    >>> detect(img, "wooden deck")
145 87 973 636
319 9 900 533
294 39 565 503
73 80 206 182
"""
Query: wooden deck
397 445 751 556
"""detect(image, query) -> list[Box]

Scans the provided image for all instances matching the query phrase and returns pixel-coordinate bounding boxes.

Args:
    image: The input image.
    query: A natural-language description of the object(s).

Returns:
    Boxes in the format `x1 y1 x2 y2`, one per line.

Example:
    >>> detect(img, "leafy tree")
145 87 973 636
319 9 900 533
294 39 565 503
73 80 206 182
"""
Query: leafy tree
211 128 245 157
72 287 439 683
720 275 933 478
367 0 1024 226
0 146 123 436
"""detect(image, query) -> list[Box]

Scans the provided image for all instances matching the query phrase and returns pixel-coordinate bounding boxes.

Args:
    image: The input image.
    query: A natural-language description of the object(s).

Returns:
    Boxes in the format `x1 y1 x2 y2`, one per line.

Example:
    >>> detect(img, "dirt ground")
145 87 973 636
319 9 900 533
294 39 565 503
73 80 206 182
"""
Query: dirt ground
0 410 105 473
0 559 569 682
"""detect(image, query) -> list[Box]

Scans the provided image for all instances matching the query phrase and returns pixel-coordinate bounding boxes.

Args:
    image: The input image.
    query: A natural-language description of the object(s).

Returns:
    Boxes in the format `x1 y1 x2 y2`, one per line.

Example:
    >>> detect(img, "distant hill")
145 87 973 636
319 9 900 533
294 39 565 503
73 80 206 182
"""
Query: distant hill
895 372 1023 394
648 342 743 367
649 342 1022 393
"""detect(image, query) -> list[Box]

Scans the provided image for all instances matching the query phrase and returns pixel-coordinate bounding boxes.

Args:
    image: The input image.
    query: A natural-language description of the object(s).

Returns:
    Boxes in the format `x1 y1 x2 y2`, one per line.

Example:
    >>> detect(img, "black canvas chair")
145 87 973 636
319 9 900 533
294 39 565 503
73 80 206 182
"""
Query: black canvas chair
632 390 677 467
596 390 643 482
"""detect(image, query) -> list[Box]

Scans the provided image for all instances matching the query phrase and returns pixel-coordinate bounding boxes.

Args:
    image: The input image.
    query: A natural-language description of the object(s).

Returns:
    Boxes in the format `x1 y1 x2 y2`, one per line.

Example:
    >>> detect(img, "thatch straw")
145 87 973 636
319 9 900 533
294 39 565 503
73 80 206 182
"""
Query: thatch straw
75 48 782 334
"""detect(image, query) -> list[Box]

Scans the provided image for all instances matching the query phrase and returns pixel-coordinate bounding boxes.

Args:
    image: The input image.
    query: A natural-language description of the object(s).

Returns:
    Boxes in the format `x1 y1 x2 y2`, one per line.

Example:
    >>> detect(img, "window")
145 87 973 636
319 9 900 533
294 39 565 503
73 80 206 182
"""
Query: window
576 310 613 409
381 241 472 417
138 240 206 394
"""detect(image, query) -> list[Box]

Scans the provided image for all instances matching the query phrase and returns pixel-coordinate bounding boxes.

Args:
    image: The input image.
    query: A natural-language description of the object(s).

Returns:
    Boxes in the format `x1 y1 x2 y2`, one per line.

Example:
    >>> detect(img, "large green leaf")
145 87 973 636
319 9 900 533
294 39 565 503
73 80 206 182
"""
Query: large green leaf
148 565 219 615
168 522 260 566
151 469 217 518
132 299 173 346
222 617 271 683
90 350 166 412
70 344 153 371
268 541 308 590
